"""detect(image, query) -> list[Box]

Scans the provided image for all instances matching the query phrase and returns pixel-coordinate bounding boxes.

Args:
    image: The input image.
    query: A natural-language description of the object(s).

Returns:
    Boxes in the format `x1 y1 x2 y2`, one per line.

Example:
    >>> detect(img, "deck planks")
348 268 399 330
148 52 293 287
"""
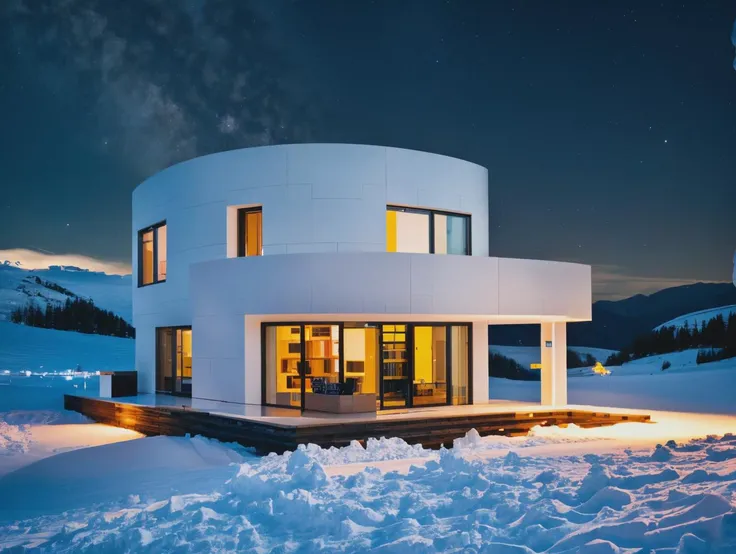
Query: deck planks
64 394 651 454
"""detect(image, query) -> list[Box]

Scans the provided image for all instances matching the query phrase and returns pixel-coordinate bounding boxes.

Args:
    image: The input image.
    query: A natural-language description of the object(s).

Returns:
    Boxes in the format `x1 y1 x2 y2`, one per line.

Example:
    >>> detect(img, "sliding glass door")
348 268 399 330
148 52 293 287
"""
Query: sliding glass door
262 322 470 411
263 325 303 408
155 326 192 396
380 324 410 408
412 326 448 407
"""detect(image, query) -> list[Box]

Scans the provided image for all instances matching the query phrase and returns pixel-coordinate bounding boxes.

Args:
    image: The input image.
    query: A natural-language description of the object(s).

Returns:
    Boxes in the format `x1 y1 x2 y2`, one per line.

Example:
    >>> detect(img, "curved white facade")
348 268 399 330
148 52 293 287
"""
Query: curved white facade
132 144 591 408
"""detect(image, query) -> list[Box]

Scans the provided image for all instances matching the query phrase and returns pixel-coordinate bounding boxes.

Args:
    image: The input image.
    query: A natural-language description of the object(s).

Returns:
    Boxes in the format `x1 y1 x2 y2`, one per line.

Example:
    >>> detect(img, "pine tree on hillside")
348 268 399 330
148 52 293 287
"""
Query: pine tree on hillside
10 297 135 338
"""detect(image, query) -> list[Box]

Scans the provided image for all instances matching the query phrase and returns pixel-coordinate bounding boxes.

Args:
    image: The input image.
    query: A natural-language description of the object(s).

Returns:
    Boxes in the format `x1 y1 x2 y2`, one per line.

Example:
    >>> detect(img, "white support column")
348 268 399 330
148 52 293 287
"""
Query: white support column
540 322 567 406
472 321 489 404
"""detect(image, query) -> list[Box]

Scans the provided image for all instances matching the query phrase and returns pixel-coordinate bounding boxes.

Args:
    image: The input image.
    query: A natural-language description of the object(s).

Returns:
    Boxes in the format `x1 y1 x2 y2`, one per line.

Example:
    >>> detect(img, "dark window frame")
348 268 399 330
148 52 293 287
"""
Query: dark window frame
138 220 167 287
236 206 263 258
260 321 473 411
387 205 472 255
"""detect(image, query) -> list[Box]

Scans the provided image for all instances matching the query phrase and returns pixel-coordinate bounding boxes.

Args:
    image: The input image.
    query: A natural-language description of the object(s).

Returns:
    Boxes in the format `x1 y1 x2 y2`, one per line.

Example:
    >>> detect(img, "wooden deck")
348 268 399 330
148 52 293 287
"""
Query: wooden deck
64 394 651 454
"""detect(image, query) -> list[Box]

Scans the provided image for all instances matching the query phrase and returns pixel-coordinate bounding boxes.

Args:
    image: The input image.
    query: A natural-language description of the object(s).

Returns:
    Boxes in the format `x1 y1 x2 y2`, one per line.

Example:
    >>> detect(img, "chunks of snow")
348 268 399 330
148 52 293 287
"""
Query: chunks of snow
2 428 736 552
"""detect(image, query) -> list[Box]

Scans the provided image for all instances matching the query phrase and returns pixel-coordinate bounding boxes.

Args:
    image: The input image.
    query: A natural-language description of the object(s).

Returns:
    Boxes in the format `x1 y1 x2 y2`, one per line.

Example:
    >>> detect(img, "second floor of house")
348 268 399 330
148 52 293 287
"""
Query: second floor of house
133 144 489 289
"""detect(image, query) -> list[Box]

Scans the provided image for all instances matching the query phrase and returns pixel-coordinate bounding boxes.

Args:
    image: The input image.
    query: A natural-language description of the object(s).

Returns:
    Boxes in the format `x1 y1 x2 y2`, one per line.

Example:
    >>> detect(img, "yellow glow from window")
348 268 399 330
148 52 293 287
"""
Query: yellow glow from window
157 225 167 281
141 230 154 285
245 210 262 256
386 209 397 252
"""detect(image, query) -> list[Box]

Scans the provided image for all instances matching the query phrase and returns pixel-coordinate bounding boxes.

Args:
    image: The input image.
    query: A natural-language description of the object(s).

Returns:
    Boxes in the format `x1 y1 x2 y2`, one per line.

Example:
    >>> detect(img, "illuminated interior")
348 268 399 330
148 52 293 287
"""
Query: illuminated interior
381 324 409 407
450 325 469 404
386 206 469 255
141 230 154 285
412 326 447 406
156 224 167 280
238 207 263 257
155 326 192 395
263 322 469 410
138 222 167 286
264 324 341 408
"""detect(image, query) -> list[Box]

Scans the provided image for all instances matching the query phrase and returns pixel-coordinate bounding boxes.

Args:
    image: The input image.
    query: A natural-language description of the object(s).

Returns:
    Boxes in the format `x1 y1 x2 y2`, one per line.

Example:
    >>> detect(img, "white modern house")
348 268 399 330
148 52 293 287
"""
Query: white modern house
132 144 591 413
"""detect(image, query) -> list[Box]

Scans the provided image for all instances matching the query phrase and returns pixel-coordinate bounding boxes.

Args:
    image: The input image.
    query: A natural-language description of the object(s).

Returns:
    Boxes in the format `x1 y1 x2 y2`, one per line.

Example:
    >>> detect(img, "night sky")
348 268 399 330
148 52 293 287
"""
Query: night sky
1 1 734 300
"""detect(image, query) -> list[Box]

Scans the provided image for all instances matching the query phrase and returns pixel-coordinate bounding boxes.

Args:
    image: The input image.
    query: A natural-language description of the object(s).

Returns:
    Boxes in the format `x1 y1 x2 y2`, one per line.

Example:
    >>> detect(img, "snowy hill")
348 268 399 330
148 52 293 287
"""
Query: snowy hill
0 321 134 372
0 264 131 323
653 304 736 331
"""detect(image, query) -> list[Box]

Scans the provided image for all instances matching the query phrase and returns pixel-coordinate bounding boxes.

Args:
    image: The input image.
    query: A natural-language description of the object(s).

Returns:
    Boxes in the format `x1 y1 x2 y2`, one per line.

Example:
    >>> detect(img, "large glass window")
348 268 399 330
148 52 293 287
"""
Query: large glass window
381 324 409 408
155 326 191 396
304 324 340 388
386 206 469 255
264 324 341 409
434 213 469 255
262 322 470 410
139 221 167 286
450 326 469 405
264 325 302 408
386 209 430 253
413 326 448 406
237 207 262 257
344 324 379 396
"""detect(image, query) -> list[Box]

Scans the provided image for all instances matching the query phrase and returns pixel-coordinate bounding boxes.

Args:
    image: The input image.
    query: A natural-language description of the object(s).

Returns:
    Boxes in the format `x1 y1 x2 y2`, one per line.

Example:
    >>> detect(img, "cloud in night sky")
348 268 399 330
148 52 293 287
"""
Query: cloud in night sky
3 0 315 176
591 265 725 301
0 249 131 274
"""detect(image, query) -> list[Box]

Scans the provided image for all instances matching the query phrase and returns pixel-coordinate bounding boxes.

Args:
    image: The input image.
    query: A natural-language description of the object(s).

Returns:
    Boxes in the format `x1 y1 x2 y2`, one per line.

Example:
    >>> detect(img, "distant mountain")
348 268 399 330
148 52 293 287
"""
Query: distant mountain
0 264 132 323
489 282 736 350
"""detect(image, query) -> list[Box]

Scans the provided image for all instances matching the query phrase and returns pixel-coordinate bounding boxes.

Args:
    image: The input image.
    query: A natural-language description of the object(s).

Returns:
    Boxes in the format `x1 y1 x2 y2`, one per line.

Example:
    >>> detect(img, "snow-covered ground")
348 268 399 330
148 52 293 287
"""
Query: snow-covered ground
0 352 735 551
1 410 735 552
492 350 736 414
0 373 141 478
0 321 134 373
654 304 736 331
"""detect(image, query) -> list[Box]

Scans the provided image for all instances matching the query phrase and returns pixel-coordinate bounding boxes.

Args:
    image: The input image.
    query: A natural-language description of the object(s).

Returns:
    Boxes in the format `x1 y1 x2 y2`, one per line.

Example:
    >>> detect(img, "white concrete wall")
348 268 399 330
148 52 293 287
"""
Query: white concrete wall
132 144 489 392
472 321 490 404
540 322 567 406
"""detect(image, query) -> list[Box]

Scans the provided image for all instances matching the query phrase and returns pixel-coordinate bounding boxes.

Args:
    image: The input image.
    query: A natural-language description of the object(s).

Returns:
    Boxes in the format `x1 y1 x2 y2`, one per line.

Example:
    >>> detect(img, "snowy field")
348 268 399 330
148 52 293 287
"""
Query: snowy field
491 348 736 414
0 322 134 373
0 356 735 551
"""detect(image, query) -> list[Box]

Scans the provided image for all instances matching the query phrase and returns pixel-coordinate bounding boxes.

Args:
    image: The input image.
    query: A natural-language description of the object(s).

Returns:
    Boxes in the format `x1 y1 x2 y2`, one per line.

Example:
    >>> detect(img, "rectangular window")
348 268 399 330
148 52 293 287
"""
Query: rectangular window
139 222 167 286
387 206 469 255
237 207 262 257
434 213 469 255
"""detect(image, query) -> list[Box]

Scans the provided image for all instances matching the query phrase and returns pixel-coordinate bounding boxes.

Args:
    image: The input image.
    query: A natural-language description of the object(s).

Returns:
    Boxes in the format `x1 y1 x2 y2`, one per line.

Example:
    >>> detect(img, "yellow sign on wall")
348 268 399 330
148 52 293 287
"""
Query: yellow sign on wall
530 363 542 369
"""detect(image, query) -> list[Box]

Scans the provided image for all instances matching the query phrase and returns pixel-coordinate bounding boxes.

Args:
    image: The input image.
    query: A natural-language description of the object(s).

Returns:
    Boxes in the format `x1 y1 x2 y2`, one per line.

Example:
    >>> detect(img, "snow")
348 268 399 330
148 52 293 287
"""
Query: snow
1 420 735 552
654 304 736 331
0 372 141 478
491 354 736 414
1 335 735 551
0 321 134 373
